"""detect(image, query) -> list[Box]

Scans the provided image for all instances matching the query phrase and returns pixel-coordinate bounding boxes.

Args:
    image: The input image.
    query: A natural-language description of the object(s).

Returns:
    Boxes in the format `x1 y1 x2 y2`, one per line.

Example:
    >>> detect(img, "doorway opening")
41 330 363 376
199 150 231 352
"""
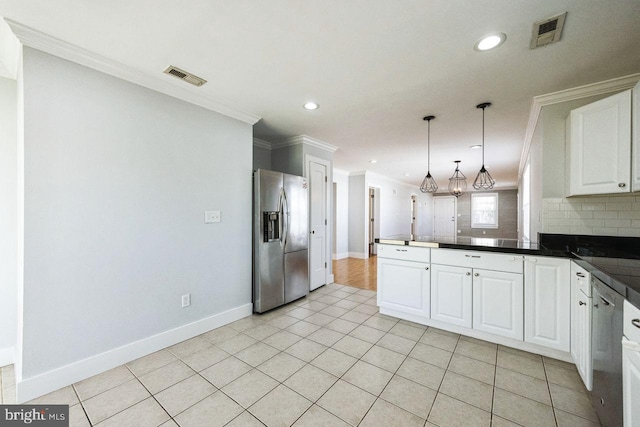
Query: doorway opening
410 195 417 239
368 187 380 257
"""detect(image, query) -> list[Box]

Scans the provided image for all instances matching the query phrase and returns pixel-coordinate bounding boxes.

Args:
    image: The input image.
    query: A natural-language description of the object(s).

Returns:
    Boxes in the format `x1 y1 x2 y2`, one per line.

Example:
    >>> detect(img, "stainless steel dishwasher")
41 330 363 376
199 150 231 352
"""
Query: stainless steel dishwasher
591 277 624 427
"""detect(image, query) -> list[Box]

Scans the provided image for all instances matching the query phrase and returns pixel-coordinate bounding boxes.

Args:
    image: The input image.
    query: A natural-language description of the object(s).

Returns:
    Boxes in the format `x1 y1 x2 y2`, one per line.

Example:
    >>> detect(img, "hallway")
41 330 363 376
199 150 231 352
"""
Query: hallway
332 256 377 291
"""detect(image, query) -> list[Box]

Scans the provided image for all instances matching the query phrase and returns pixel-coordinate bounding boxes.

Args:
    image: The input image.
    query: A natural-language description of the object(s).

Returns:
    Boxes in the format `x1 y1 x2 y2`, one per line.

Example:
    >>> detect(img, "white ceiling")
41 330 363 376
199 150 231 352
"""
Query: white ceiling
2 0 640 189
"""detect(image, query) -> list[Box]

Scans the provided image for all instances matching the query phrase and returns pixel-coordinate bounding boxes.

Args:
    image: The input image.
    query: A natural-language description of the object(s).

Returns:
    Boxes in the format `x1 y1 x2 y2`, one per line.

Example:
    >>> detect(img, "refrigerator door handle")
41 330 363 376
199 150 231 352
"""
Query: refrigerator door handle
283 187 289 248
278 187 285 248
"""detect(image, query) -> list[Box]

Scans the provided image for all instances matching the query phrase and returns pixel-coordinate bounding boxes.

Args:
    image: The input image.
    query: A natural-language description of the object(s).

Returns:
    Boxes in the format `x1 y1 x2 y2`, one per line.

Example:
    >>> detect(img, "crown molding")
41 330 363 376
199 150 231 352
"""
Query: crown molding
518 73 640 178
272 134 338 153
252 138 273 150
6 19 261 125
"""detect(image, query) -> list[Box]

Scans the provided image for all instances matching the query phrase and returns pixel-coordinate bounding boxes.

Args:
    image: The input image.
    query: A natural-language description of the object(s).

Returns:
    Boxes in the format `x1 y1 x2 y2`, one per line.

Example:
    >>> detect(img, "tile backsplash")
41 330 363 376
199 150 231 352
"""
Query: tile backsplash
542 193 640 237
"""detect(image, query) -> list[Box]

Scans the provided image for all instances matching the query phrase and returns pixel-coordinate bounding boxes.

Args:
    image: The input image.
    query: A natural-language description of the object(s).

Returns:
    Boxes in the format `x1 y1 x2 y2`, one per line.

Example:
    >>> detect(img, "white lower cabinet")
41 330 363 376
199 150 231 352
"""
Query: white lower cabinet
430 264 472 328
623 341 640 427
472 269 524 340
524 257 571 352
570 262 592 390
377 257 430 318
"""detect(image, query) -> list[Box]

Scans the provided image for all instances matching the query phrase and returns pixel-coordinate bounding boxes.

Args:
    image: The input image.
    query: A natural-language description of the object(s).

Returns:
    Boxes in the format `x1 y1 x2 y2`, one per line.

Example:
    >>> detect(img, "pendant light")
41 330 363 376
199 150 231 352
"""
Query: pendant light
473 102 496 190
420 115 438 193
448 160 467 197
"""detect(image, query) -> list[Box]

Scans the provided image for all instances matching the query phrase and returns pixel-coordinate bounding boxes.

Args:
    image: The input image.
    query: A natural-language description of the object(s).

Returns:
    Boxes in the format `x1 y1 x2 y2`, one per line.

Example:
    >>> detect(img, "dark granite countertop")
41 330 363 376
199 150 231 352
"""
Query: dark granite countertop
375 235 563 256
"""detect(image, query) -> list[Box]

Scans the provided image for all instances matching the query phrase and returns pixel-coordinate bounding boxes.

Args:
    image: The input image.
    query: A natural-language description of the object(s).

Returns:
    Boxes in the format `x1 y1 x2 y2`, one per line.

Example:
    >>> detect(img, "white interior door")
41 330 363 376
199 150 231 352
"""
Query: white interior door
434 196 456 237
309 161 327 290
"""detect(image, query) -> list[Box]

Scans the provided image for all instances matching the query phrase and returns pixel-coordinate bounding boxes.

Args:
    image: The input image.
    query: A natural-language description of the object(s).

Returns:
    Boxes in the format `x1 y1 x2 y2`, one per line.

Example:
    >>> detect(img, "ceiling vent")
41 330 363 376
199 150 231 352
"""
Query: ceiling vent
163 66 207 87
530 12 567 49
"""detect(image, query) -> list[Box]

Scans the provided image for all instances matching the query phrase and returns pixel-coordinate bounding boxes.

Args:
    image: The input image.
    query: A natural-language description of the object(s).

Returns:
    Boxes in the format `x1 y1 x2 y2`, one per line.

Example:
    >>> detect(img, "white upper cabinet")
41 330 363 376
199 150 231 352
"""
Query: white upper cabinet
524 257 571 352
566 90 632 196
632 80 640 192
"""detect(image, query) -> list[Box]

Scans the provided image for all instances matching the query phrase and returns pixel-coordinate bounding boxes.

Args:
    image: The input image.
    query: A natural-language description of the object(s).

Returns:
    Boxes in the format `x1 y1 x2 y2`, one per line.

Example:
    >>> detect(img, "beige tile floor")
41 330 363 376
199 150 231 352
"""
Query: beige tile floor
0 283 602 426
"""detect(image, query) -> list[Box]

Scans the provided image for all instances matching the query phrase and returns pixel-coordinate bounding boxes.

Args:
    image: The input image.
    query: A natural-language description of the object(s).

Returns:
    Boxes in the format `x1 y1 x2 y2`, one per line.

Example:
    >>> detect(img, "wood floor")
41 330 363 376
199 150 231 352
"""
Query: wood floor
332 256 377 290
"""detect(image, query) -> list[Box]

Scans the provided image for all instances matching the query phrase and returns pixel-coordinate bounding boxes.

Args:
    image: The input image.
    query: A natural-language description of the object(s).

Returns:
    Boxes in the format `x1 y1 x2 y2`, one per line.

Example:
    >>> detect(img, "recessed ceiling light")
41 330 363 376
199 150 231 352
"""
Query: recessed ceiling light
403 173 410 177
470 144 482 149
369 160 377 164
474 33 506 51
303 102 319 110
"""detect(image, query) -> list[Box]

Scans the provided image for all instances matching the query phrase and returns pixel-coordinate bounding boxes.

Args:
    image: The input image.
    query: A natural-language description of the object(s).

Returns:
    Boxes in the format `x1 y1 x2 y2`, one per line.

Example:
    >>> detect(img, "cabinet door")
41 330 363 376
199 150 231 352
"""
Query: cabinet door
623 340 640 427
377 258 430 318
633 81 640 192
472 269 523 340
570 263 592 390
431 264 472 328
524 257 571 352
567 90 631 196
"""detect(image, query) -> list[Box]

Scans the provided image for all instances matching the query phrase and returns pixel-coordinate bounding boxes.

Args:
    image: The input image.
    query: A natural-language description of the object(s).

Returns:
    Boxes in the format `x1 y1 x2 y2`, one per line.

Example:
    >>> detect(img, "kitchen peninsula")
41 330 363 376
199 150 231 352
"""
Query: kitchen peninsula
375 233 640 357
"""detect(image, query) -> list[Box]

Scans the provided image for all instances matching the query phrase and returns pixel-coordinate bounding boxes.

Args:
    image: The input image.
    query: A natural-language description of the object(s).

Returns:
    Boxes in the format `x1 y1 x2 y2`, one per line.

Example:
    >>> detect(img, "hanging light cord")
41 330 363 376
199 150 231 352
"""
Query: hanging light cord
481 106 485 167
427 118 431 171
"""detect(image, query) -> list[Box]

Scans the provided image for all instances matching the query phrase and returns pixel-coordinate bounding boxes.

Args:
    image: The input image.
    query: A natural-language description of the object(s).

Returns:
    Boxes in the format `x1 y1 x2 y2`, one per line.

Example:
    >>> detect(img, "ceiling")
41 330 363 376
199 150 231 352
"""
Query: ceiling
2 1 639 189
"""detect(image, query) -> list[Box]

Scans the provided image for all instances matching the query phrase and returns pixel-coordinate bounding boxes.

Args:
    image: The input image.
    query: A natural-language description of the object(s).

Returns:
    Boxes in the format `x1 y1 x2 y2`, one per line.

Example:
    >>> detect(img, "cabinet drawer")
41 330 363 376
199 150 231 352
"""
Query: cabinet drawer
431 249 523 273
624 300 640 343
571 262 591 297
378 244 430 263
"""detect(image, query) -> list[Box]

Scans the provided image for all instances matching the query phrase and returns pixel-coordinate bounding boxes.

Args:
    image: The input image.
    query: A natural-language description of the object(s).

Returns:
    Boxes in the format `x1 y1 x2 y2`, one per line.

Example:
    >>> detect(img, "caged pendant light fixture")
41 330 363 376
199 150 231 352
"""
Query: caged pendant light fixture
448 160 467 197
420 115 438 193
473 102 496 190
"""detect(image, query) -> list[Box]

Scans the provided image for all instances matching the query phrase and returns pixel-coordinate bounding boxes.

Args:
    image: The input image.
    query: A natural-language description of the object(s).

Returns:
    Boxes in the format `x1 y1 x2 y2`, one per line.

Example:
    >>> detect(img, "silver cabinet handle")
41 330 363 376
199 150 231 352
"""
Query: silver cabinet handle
619 183 627 188
600 296 611 306
465 255 481 258
396 249 407 252
425 267 429 271
576 272 585 278
632 319 640 329
579 301 586 306
474 273 479 277
466 272 471 276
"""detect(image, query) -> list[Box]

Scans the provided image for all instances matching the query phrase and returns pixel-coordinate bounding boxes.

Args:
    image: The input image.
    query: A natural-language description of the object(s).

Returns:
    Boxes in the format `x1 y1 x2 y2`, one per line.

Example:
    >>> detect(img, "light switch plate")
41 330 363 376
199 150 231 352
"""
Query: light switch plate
205 210 221 223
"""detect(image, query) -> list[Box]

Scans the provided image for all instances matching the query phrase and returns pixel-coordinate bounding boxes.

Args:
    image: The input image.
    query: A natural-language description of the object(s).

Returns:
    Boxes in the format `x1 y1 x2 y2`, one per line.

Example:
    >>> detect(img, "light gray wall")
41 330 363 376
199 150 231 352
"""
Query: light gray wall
252 145 271 171
21 48 252 378
271 144 303 176
333 171 349 258
446 190 518 239
348 174 366 254
0 76 17 360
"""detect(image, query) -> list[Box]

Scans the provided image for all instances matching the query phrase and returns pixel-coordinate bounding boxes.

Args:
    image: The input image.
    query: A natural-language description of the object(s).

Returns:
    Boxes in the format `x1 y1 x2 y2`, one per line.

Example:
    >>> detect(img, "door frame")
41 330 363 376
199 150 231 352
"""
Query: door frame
433 196 457 237
305 154 333 285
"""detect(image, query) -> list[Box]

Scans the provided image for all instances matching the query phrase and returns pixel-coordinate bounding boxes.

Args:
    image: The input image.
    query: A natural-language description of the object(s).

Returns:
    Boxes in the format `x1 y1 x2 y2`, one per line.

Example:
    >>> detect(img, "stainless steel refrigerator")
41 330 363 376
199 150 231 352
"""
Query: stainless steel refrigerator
253 169 309 313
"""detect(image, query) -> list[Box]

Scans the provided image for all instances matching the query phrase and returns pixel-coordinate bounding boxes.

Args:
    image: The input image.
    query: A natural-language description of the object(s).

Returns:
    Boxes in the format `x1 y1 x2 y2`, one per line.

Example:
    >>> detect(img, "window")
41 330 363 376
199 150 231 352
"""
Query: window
471 193 499 228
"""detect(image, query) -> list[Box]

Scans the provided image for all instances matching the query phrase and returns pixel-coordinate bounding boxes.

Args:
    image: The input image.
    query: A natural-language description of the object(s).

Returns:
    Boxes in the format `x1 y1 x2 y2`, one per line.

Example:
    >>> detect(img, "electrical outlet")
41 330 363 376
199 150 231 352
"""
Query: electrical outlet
181 294 191 308
204 210 221 223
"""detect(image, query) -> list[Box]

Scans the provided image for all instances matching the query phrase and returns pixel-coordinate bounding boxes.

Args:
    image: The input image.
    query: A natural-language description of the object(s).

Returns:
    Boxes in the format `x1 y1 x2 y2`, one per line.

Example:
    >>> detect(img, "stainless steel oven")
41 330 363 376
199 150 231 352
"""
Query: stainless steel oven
591 277 624 427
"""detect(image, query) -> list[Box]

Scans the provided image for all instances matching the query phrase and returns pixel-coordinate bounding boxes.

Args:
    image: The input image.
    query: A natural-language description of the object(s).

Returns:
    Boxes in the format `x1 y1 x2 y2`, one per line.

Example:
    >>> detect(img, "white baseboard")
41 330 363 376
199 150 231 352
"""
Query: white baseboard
348 252 368 259
0 346 14 367
332 252 349 260
379 307 573 363
16 303 253 403
328 274 334 284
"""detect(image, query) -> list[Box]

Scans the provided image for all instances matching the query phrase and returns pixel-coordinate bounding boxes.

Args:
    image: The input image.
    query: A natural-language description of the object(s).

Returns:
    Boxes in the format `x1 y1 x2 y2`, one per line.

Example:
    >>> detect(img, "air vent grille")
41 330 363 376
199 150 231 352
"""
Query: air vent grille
163 66 207 87
530 12 567 49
